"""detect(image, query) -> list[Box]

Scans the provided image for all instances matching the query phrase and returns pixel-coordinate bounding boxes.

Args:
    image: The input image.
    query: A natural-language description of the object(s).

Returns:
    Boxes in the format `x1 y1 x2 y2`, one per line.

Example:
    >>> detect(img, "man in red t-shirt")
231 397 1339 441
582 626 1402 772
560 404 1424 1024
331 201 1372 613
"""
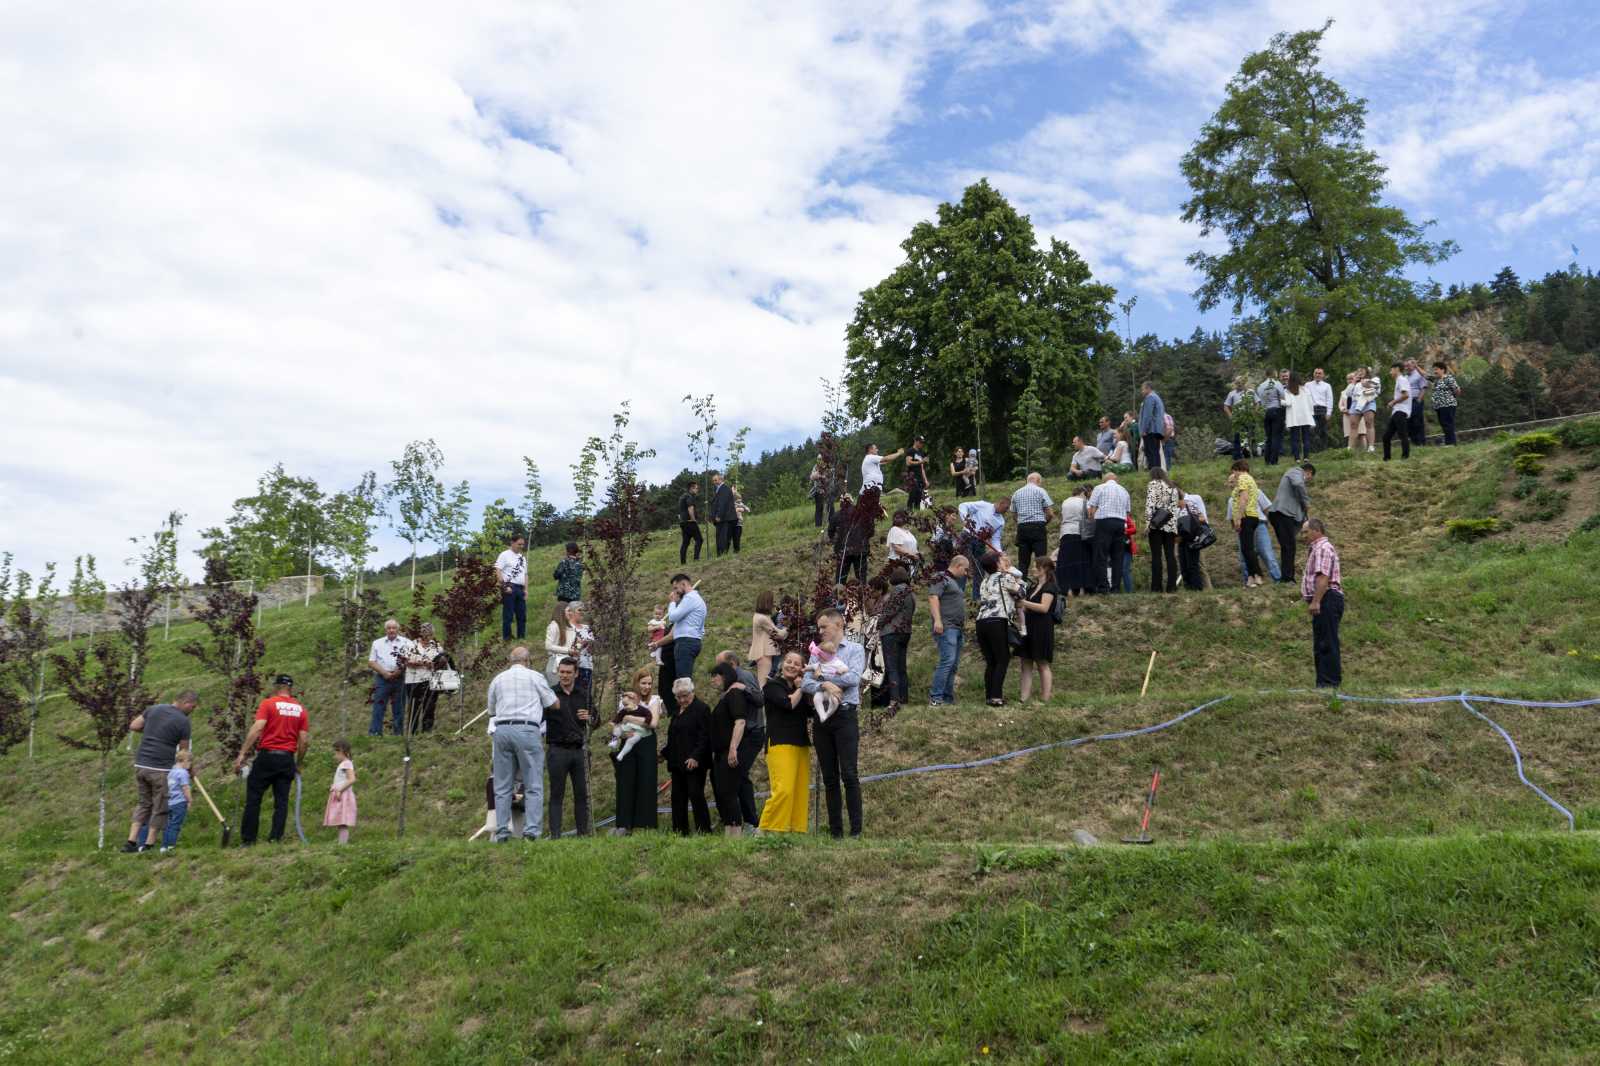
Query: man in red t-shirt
235 674 310 845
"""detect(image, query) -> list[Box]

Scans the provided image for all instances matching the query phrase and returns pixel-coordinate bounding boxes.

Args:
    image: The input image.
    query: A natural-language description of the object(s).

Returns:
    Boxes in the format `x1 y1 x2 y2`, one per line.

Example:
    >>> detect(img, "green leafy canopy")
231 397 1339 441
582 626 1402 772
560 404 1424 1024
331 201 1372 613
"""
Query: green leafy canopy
1180 22 1456 374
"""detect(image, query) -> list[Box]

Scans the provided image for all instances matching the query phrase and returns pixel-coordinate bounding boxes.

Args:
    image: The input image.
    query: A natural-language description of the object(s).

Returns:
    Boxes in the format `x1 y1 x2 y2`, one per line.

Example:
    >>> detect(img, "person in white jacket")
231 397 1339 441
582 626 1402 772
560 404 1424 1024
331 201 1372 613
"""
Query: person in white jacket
1284 371 1317 460
1338 372 1365 451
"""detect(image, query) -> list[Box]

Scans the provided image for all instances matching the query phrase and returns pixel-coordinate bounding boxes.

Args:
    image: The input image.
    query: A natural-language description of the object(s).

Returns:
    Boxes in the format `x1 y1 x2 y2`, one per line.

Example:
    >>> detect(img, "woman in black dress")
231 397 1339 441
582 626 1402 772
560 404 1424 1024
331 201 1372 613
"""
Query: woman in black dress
950 448 977 497
1016 556 1058 703
707 661 758 836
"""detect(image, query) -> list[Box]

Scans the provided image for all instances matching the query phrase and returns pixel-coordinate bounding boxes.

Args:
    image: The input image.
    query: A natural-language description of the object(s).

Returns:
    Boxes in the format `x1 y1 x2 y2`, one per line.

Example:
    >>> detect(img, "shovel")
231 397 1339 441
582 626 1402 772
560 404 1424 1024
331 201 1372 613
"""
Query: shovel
192 775 232 848
1121 770 1161 845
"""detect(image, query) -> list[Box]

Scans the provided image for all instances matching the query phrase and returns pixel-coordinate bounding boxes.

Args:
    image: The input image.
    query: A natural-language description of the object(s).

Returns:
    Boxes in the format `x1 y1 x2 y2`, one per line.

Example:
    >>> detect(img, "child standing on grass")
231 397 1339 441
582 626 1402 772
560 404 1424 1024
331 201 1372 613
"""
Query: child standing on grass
323 739 358 844
160 750 192 853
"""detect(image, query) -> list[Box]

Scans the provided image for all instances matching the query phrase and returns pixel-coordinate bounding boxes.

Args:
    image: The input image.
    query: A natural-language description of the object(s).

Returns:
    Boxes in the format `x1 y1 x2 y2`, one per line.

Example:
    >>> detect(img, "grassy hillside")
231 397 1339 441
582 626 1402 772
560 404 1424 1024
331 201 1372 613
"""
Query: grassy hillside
3 424 1599 1062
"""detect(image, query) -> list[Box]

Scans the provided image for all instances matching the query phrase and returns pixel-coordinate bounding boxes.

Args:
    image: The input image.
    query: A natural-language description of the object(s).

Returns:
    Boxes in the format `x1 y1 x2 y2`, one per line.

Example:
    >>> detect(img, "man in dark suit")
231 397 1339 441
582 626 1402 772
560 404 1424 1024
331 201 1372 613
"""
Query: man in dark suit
709 472 738 556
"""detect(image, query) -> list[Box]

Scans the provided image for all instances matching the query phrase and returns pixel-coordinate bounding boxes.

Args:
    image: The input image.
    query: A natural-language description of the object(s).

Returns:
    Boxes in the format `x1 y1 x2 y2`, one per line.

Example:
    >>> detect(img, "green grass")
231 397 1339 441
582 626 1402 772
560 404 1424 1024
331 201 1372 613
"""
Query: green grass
4 834 1600 1063
4 424 1600 1062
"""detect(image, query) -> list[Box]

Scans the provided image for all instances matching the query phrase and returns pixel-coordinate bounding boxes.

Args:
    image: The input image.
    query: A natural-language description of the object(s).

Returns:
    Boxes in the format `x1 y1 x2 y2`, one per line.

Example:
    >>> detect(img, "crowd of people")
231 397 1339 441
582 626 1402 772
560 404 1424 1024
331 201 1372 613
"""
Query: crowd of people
115 372 1375 851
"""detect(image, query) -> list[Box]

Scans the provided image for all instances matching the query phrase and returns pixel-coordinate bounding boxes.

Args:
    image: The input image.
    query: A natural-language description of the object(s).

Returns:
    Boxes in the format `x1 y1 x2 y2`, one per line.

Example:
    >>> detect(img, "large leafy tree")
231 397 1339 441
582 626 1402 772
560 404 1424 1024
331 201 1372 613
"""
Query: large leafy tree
845 179 1115 474
385 439 444 590
1180 23 1456 374
200 466 329 586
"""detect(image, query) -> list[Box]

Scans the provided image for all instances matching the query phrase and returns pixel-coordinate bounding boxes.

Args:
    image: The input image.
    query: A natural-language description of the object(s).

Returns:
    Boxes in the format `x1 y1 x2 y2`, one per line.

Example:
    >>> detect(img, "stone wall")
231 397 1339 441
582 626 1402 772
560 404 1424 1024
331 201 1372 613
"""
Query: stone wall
48 575 326 640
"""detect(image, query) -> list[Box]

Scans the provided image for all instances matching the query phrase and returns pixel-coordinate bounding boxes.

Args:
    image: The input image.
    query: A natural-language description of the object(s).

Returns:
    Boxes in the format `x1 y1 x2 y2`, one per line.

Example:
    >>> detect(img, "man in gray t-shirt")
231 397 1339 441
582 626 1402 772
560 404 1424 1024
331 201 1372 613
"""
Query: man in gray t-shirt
125 692 197 852
927 555 970 705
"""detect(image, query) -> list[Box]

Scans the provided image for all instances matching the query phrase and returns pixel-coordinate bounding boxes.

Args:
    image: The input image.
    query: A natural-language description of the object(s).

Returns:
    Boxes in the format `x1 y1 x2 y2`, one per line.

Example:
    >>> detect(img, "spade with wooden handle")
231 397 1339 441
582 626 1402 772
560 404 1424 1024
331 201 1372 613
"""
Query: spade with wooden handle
192 775 232 848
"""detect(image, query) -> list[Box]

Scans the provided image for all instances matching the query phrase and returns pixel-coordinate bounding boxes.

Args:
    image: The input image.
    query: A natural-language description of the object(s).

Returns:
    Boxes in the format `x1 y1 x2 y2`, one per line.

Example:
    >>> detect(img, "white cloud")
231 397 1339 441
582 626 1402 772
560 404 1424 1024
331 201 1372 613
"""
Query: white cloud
0 0 984 580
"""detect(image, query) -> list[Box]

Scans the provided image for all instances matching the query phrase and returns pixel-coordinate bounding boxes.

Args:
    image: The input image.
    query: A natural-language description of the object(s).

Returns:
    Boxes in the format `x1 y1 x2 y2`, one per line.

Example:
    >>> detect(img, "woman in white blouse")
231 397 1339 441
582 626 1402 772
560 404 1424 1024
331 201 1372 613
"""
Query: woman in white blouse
544 602 577 683
1104 431 1134 471
1285 371 1316 460
1056 486 1094 596
886 509 919 575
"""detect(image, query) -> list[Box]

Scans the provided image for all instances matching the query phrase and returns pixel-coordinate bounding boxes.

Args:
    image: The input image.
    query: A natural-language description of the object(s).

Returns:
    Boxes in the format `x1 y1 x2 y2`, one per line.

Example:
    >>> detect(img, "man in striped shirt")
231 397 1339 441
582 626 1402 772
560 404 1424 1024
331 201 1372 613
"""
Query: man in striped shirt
1300 519 1343 689
1086 472 1131 595
486 646 560 842
1010 473 1055 574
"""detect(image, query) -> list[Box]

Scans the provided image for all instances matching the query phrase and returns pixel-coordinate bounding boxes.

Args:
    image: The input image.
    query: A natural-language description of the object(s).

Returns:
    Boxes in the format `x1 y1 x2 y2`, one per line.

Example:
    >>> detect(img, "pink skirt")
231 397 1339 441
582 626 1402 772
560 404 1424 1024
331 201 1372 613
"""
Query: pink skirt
323 788 358 827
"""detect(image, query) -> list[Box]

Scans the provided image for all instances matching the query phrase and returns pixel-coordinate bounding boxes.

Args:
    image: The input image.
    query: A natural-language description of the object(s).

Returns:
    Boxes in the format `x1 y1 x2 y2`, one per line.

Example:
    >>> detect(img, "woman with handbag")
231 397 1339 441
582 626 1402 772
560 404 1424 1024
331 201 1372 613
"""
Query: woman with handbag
1057 486 1094 597
1144 469 1182 594
974 551 1025 707
1174 487 1213 592
403 623 447 733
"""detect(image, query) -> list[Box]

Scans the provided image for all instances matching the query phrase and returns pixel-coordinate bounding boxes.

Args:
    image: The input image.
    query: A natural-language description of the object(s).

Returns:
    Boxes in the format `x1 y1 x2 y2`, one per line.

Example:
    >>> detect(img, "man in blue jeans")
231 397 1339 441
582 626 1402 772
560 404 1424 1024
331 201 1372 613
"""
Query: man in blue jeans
664 573 707 681
1226 492 1281 583
926 556 969 705
367 618 411 735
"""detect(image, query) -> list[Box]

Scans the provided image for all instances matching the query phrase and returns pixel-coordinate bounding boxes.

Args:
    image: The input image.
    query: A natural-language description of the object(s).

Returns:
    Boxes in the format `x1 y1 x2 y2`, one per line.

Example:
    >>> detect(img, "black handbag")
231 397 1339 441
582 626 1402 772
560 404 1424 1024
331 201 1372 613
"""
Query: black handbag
1151 506 1173 532
1190 522 1218 551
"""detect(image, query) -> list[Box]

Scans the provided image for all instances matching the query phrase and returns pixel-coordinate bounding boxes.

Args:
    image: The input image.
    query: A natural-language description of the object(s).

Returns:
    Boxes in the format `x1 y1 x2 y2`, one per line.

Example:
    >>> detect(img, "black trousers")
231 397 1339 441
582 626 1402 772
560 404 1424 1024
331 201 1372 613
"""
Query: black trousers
612 731 657 830
730 523 742 553
1142 433 1165 472
1092 517 1125 594
813 494 834 528
1384 411 1411 460
241 750 297 845
837 552 866 583
1437 405 1458 445
1270 511 1302 583
711 729 762 827
406 682 439 733
1016 521 1048 574
679 522 702 563
1148 529 1178 593
974 618 1011 701
1263 408 1286 464
880 632 910 703
908 479 926 509
1312 590 1344 688
1409 404 1427 446
714 520 733 556
1313 407 1329 451
545 744 591 837
1179 542 1204 591
1238 516 1262 578
813 704 862 837
670 767 711 835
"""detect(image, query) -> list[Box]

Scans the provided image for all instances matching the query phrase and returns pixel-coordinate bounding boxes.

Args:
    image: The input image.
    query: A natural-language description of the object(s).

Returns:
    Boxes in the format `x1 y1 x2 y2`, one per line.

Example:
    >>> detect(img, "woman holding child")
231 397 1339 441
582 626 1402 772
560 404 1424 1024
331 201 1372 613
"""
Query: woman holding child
610 666 662 834
758 651 813 833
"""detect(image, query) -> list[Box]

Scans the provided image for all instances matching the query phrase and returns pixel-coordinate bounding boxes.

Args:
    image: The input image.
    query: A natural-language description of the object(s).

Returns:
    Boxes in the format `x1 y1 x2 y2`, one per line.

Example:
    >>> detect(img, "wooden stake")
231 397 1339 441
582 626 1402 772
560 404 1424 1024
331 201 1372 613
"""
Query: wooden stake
1139 651 1157 699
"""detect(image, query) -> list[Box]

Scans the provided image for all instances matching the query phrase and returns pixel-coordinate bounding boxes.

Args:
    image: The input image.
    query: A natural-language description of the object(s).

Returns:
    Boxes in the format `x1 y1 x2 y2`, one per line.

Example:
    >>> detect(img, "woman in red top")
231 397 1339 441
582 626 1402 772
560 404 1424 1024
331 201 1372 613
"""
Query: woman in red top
234 674 310 845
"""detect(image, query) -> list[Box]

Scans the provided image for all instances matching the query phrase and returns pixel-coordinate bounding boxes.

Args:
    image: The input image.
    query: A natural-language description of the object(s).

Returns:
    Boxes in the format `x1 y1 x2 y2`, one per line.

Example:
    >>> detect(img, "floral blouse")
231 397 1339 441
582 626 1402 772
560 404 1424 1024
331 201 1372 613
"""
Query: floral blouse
976 571 1024 623
1144 480 1181 534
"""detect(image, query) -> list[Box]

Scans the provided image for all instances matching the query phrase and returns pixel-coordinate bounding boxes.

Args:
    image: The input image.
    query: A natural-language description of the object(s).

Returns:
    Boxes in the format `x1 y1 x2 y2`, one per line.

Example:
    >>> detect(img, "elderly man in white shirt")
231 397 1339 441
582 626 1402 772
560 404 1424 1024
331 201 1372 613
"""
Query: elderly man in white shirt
486 645 560 842
494 535 529 640
368 618 413 737
1086 472 1132 595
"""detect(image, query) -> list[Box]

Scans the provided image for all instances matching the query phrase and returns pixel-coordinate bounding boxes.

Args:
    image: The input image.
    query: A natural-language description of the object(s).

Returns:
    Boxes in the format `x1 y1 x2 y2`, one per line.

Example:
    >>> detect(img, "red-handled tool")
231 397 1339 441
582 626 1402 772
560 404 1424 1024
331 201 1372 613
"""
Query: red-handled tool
1121 770 1161 844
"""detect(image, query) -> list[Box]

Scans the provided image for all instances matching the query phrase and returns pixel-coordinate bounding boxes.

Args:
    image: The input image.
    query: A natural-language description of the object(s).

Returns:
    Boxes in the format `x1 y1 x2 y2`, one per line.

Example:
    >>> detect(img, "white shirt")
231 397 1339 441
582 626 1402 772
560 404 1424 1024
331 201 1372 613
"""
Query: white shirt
369 634 413 674
1391 375 1413 416
1307 380 1335 410
1106 440 1131 464
1087 480 1131 521
1059 496 1089 537
958 500 1004 552
1286 388 1316 428
1071 446 1104 473
405 639 443 684
860 453 884 490
1340 382 1363 413
495 549 527 587
485 663 558 733
887 525 918 559
1182 493 1209 523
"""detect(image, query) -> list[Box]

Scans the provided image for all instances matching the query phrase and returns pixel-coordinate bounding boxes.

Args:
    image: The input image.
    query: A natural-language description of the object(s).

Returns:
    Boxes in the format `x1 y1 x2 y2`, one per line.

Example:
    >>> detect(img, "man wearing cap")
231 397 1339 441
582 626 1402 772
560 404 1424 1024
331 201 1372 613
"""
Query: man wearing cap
486 645 560 842
234 675 310 845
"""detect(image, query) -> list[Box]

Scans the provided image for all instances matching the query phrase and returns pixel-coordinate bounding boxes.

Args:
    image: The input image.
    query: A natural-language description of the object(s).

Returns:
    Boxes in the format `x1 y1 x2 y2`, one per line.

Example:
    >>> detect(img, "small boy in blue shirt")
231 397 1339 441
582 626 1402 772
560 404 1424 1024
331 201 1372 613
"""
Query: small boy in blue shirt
160 750 192 853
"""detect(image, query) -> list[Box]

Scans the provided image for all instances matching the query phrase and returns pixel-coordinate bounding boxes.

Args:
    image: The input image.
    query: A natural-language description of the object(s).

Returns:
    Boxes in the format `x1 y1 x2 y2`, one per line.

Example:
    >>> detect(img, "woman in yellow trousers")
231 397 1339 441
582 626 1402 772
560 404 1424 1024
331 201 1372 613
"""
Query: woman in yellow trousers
759 651 812 833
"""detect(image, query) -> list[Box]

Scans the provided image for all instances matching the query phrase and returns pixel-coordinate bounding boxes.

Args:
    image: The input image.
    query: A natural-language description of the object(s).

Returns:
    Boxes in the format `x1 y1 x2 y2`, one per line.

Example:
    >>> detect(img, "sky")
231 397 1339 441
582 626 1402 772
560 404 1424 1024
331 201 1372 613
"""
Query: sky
3 0 1597 583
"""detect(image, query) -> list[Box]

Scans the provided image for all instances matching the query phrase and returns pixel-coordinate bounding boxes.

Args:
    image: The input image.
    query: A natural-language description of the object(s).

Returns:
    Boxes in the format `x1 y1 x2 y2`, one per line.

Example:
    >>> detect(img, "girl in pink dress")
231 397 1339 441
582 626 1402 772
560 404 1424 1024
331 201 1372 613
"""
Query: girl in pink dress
322 739 358 843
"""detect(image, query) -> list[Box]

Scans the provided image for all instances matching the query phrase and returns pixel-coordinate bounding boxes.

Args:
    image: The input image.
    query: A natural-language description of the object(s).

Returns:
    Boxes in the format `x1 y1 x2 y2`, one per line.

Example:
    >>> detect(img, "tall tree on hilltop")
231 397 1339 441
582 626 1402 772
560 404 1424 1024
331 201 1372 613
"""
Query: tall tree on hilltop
200 467 327 586
845 179 1114 475
325 471 382 598
1181 23 1456 375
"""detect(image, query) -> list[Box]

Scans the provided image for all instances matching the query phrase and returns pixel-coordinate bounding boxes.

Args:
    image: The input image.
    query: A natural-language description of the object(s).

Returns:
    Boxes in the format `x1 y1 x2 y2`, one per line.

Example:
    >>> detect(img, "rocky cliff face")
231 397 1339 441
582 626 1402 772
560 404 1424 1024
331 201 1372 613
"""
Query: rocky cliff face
1410 309 1550 371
